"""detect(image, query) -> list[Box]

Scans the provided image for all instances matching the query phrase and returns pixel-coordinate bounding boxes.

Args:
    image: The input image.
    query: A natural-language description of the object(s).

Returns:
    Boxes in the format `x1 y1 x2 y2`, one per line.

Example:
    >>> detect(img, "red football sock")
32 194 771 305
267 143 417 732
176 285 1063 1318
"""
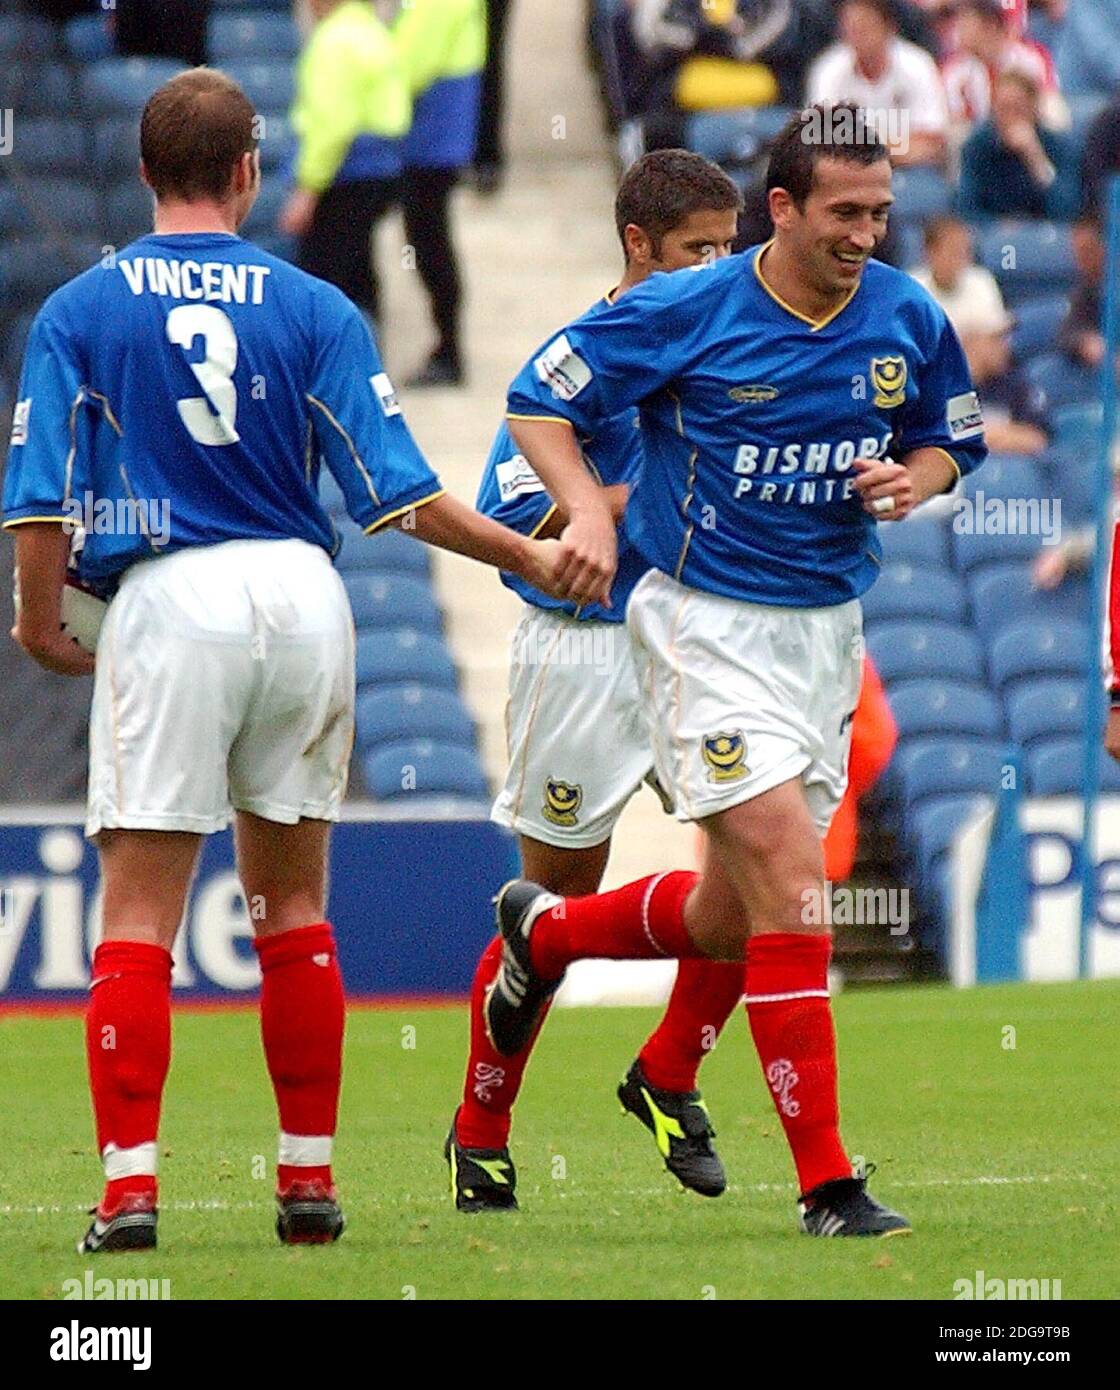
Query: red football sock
455 936 551 1149
530 871 704 979
253 922 344 1193
85 939 172 1213
638 958 746 1093
744 932 850 1197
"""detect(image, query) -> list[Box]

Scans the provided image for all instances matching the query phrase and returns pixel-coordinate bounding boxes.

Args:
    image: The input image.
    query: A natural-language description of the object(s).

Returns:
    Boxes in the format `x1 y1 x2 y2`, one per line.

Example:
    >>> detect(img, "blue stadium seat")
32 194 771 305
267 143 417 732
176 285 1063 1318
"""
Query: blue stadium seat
240 180 286 234
685 107 795 163
0 18 58 62
103 181 155 244
906 792 991 889
0 241 103 308
890 167 952 221
319 472 347 517
362 740 488 802
92 118 143 175
334 526 431 576
344 573 442 631
860 562 968 625
1027 739 1120 795
0 186 32 238
3 309 36 383
63 14 114 62
866 619 986 686
894 736 1009 812
1019 351 1096 414
354 629 458 690
1050 401 1102 453
11 118 87 175
888 679 1004 740
893 221 924 271
254 112 296 171
1010 294 1071 367
967 564 1088 642
977 221 1077 302
210 13 299 61
988 618 1088 693
876 514 947 568
1046 447 1097 525
950 524 1043 574
960 452 1046 502
1006 677 1086 748
0 63 74 116
0 178 99 236
81 58 189 115
355 685 475 751
224 62 295 114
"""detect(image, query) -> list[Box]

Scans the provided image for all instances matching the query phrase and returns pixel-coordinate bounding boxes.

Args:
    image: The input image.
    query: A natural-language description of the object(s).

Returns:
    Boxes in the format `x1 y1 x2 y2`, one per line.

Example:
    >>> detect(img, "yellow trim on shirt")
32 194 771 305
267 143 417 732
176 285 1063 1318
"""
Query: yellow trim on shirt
2 514 71 527
506 413 576 427
927 446 963 485
528 503 558 539
753 241 858 332
363 487 445 535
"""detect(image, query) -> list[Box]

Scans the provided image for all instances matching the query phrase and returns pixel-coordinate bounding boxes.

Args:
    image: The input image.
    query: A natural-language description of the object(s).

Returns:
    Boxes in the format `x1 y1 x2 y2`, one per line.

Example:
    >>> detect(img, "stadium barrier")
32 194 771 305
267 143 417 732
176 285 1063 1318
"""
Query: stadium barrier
0 807 516 1003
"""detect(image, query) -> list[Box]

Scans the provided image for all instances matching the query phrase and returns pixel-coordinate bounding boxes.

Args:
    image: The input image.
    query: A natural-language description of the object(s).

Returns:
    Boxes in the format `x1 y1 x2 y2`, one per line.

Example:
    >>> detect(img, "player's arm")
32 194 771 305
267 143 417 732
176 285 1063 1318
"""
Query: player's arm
3 305 94 676
853 311 987 522
532 483 629 541
308 300 568 596
507 284 694 604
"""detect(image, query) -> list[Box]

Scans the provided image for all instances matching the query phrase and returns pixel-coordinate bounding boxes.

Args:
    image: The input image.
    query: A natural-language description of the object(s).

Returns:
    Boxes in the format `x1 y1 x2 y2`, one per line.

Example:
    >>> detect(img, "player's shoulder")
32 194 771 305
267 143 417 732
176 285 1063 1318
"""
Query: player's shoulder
608 253 748 320
863 257 949 336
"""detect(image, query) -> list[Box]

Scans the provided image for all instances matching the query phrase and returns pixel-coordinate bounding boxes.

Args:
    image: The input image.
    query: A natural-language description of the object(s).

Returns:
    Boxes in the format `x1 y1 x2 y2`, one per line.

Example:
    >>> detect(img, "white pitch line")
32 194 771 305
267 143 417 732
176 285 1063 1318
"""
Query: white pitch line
0 1172 1099 1218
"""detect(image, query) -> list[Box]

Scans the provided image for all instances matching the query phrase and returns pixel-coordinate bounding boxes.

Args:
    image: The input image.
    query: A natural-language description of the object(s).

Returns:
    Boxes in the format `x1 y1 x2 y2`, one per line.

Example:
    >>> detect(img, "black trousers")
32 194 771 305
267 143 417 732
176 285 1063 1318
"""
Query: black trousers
298 178 397 322
476 0 514 171
400 165 461 359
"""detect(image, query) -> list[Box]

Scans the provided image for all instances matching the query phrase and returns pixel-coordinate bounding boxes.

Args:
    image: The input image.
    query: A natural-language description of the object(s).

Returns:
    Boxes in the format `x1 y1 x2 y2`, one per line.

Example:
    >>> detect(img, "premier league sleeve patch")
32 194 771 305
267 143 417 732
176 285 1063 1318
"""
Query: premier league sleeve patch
533 334 592 402
946 390 984 441
370 372 401 418
495 454 547 503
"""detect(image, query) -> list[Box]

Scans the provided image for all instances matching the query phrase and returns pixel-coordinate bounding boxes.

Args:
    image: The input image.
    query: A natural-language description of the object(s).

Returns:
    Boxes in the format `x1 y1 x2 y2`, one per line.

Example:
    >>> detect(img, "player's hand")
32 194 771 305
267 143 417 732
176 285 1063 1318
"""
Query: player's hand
852 456 915 522
1106 708 1120 764
279 189 318 238
10 622 95 676
555 506 617 608
524 538 571 600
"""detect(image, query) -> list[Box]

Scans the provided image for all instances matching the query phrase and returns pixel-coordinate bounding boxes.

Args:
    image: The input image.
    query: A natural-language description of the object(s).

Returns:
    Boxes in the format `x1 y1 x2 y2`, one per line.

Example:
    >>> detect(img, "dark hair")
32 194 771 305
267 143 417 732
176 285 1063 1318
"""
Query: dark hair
140 67 258 202
923 213 968 249
615 149 742 256
957 0 1008 24
766 104 889 210
840 0 897 26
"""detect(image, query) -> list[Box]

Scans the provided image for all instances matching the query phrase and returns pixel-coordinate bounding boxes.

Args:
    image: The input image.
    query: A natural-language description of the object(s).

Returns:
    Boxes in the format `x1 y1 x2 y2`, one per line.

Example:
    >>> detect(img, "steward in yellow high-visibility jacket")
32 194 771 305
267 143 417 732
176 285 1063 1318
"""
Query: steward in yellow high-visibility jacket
281 0 411 320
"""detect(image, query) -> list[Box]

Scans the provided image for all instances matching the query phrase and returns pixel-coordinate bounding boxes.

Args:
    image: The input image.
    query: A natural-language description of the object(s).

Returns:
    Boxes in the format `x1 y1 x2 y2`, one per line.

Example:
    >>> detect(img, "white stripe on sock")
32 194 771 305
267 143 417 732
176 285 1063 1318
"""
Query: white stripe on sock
278 1132 333 1167
640 872 672 956
102 1141 158 1181
744 989 831 1004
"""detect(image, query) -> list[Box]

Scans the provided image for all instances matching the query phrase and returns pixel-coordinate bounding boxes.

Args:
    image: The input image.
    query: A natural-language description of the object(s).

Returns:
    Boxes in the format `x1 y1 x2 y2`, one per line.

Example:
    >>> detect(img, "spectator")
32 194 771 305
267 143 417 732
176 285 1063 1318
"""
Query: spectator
627 0 834 112
957 69 1080 220
1056 0 1120 99
280 0 410 322
1059 215 1105 368
115 0 210 67
911 214 1046 452
911 215 1010 339
806 0 948 167
942 0 1065 134
473 0 515 194
393 0 486 388
1082 94 1120 219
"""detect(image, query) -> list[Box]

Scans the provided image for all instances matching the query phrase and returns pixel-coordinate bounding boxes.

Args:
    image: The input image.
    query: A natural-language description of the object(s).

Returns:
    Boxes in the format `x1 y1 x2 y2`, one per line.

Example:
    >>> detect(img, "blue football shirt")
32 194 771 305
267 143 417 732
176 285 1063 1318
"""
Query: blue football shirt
507 246 987 608
3 233 442 589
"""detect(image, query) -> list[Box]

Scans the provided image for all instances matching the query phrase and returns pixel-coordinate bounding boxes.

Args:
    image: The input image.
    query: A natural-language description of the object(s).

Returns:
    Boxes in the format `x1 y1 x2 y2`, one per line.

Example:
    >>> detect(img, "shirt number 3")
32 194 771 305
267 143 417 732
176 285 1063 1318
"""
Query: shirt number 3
166 304 241 446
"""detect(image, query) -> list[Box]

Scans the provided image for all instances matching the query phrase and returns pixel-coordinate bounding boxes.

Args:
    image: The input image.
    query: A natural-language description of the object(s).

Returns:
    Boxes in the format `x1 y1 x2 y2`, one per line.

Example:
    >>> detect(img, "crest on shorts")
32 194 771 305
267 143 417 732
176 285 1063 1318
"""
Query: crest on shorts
870 355 907 408
701 731 747 783
542 778 582 826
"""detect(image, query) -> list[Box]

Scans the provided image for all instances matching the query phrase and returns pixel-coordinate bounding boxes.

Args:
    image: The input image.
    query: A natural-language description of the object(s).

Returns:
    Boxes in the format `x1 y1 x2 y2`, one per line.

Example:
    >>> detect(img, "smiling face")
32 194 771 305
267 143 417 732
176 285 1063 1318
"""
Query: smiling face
770 154 894 300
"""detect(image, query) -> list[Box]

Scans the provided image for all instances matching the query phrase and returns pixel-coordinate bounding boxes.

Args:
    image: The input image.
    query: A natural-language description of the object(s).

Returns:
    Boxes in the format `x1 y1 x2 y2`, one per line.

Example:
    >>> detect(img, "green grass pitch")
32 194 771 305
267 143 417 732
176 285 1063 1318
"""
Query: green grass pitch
1 980 1116 1300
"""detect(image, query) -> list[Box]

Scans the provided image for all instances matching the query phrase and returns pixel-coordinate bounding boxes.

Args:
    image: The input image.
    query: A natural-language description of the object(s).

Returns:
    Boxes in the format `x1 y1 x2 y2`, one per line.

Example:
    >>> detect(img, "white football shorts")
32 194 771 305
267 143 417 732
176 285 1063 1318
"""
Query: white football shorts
627 568 862 834
86 538 355 837
491 605 657 849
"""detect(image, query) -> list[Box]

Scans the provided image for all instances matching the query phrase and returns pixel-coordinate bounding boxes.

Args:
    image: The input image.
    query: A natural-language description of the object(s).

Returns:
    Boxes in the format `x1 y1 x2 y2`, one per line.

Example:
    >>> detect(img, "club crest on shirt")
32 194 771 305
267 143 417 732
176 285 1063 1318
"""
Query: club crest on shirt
701 731 747 782
542 778 582 826
728 384 779 403
870 355 907 408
